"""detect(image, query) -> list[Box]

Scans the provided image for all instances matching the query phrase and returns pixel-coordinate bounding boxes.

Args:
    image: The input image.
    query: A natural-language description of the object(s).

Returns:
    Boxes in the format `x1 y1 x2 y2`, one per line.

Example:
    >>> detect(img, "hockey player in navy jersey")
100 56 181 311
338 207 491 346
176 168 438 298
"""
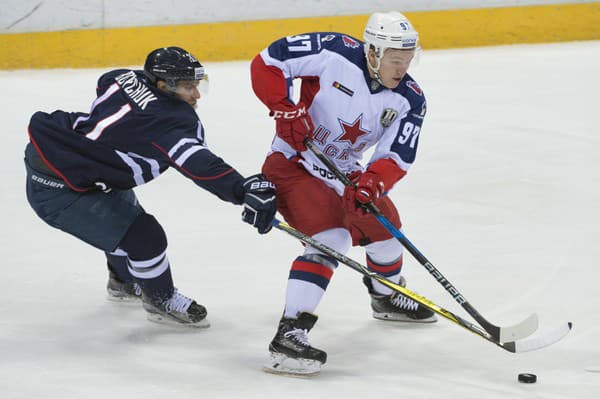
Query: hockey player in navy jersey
251 12 436 375
25 46 276 328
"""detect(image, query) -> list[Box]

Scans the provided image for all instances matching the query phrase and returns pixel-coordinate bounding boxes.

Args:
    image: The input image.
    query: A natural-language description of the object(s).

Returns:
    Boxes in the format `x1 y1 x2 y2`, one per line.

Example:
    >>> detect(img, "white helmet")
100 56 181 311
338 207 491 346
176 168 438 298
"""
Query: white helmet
363 11 419 85
363 11 419 57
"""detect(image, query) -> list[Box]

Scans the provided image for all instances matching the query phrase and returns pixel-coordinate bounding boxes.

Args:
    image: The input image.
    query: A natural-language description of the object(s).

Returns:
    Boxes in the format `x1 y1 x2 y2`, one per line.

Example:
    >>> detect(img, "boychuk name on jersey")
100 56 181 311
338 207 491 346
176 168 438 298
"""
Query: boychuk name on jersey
114 71 158 110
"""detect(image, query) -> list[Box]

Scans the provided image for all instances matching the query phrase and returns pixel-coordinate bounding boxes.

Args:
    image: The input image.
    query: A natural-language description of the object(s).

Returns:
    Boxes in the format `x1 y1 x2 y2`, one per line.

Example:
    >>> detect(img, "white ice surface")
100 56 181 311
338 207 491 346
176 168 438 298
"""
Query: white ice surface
1 41 599 398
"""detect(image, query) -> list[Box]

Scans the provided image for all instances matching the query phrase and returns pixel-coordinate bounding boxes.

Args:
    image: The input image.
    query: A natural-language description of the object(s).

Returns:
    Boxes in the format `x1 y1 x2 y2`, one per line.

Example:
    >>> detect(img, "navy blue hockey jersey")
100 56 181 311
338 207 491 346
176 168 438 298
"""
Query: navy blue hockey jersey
27 69 244 204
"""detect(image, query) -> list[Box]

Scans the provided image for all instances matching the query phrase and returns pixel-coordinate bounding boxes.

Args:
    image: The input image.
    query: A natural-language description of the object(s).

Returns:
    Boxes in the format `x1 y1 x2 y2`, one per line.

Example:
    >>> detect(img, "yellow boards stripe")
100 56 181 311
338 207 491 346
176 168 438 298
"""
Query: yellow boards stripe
1 3 599 69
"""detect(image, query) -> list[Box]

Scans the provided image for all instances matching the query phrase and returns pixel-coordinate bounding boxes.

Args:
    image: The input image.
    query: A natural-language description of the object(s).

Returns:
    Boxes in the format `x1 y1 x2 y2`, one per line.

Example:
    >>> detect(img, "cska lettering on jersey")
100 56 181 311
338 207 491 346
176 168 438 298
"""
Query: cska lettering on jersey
254 31 427 195
114 71 157 110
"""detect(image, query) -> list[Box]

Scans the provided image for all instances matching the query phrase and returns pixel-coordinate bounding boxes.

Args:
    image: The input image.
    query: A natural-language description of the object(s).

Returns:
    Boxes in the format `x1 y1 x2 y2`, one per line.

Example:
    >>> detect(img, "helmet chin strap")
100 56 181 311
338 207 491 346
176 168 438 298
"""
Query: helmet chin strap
366 49 385 86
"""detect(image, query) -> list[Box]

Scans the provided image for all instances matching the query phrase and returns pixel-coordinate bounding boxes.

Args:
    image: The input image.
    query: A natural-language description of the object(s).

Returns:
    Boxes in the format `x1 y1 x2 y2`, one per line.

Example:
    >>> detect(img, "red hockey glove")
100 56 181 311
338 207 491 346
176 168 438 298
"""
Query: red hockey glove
354 171 386 204
270 102 314 152
343 171 385 214
342 159 406 214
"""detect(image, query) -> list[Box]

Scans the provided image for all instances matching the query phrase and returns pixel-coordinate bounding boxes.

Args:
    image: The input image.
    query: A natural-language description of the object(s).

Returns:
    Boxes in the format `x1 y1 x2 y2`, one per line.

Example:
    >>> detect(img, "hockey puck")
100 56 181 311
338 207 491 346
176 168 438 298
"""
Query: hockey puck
518 373 537 383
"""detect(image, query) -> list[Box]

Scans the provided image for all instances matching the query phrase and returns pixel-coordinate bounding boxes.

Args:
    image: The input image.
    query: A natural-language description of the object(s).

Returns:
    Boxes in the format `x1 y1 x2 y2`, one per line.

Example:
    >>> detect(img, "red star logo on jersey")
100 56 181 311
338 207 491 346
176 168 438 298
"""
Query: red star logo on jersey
336 115 369 145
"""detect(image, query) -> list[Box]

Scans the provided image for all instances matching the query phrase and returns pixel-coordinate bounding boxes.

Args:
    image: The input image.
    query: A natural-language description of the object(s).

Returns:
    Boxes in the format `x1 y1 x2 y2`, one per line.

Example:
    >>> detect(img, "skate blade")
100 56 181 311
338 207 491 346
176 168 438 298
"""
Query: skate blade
373 311 438 323
106 294 141 303
146 312 210 328
262 352 322 377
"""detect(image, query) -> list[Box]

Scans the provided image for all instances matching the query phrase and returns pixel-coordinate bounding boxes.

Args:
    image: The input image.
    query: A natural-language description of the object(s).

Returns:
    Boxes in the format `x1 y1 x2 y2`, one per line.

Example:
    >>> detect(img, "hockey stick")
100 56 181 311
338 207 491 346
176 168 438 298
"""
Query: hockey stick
305 139 541 342
272 218 572 353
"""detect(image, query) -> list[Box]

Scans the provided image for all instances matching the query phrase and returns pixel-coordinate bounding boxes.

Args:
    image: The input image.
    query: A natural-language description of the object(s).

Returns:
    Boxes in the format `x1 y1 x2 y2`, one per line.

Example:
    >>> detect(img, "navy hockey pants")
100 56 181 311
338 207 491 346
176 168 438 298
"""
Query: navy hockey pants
25 161 143 252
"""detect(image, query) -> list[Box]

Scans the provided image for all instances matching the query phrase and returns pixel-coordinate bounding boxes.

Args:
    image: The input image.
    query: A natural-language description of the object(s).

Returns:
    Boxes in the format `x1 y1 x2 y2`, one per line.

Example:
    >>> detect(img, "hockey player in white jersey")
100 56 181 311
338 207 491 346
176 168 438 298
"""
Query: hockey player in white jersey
251 12 437 375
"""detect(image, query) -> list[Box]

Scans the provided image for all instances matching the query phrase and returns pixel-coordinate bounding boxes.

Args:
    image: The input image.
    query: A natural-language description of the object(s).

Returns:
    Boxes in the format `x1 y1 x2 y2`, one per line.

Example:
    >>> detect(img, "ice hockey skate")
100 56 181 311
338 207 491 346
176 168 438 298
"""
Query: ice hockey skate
263 312 327 377
363 276 437 322
106 271 142 302
142 288 209 328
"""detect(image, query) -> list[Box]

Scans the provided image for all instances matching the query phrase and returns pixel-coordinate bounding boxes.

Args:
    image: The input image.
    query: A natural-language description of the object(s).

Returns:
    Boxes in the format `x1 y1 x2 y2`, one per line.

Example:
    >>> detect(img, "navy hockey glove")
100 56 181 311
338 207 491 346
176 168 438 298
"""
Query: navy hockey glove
242 174 276 234
270 102 314 152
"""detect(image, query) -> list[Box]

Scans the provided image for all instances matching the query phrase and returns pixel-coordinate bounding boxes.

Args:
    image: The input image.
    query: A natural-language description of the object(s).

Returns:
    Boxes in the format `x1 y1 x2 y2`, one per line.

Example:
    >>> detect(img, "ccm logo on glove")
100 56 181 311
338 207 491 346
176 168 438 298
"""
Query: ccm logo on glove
270 102 314 152
271 107 308 119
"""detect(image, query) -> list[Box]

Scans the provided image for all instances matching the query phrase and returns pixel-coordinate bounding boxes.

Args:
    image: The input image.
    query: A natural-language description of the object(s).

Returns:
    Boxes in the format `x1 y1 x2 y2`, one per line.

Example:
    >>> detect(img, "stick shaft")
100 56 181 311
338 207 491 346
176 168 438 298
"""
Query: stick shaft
305 139 501 338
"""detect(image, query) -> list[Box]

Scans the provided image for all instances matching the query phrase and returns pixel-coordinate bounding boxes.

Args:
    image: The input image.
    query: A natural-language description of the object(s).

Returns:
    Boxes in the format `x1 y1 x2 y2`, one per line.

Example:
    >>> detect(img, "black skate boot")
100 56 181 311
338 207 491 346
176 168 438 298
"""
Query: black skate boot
263 312 327 376
106 271 142 302
363 276 437 323
142 288 209 328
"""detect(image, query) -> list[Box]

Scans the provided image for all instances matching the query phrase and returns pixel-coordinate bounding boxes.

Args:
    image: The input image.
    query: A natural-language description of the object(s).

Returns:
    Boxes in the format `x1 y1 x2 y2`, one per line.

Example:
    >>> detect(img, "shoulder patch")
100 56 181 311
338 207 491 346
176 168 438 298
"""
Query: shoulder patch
380 108 399 128
342 35 360 49
406 80 423 96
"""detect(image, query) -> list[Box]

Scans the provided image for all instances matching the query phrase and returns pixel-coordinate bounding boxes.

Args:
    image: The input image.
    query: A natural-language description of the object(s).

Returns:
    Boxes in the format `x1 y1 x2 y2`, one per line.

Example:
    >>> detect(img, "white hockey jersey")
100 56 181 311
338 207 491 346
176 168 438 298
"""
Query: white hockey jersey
252 32 427 195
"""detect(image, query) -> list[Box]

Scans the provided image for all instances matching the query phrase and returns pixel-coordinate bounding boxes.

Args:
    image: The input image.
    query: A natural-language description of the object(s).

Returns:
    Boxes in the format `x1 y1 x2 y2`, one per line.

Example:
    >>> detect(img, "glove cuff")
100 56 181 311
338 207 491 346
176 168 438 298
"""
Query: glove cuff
367 158 406 191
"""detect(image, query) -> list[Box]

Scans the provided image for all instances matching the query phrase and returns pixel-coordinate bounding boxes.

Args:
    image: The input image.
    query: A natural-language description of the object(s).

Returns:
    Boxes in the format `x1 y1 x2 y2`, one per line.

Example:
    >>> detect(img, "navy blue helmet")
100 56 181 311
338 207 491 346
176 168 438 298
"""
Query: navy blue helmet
144 46 205 90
